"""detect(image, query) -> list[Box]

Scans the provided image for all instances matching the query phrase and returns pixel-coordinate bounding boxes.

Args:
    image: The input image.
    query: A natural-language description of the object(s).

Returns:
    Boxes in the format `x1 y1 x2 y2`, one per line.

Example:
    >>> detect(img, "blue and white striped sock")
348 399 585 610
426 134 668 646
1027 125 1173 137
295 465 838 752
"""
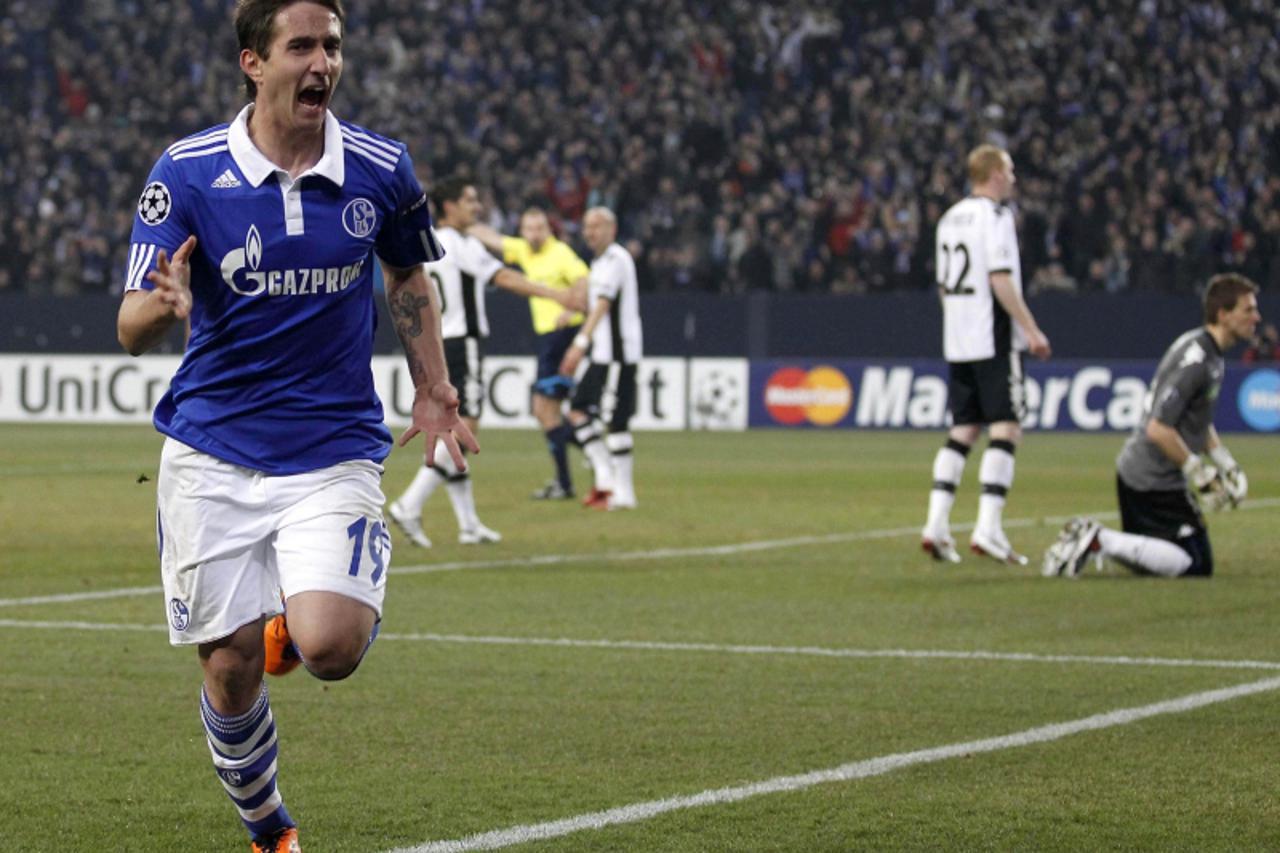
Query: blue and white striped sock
200 683 294 839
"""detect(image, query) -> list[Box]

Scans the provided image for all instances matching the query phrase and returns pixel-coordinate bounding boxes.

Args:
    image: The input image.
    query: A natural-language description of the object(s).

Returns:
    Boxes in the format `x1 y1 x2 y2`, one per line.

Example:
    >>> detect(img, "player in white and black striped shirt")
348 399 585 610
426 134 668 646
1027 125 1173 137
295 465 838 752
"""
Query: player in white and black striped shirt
388 176 574 546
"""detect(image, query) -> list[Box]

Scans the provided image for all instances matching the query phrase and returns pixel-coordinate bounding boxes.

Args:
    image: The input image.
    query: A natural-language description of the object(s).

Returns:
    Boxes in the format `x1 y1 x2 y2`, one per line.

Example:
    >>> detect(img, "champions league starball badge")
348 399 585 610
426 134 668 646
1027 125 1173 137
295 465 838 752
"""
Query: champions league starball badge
138 182 172 226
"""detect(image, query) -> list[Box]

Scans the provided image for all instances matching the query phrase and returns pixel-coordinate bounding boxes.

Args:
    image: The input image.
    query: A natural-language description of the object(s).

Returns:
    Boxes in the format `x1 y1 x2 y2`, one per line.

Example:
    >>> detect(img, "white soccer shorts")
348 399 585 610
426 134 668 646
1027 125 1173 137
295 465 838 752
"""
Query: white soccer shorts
157 438 391 646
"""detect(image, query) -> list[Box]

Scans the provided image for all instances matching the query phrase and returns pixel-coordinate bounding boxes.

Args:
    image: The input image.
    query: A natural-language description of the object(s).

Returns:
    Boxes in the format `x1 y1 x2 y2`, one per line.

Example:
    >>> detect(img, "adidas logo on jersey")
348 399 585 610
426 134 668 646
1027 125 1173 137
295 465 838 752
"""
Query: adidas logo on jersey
211 170 241 189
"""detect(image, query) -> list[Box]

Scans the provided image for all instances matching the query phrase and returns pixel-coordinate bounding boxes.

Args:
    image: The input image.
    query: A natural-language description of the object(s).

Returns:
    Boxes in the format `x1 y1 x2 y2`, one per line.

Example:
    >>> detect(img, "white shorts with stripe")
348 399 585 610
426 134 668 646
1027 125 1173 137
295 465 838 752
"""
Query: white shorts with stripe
157 438 390 646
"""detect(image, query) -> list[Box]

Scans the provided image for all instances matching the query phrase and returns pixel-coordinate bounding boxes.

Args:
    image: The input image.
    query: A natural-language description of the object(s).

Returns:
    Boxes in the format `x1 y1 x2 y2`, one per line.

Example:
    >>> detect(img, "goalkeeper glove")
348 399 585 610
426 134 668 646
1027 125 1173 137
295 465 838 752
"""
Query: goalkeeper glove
1209 445 1248 508
1182 454 1231 511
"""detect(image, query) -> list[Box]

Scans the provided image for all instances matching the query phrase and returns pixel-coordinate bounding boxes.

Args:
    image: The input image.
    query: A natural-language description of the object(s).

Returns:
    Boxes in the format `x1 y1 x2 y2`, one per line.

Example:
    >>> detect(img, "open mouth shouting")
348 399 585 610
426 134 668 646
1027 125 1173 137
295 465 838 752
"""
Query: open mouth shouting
297 81 328 116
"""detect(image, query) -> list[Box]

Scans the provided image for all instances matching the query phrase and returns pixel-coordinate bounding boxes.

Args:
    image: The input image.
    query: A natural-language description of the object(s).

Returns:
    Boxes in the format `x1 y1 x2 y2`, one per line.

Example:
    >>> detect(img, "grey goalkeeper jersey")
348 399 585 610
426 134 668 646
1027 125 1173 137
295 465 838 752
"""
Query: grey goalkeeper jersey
1117 327 1224 491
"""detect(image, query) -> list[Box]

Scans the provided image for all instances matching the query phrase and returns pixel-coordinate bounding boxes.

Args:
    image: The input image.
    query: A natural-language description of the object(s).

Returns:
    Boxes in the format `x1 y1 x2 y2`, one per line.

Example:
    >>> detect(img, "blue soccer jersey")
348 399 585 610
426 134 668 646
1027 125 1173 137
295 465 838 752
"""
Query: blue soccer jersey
125 106 443 474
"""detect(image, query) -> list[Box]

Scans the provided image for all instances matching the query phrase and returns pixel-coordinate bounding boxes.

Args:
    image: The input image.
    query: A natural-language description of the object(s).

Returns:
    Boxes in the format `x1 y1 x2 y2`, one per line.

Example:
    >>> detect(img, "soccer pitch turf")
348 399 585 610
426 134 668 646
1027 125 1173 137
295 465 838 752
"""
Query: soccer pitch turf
1 424 1277 852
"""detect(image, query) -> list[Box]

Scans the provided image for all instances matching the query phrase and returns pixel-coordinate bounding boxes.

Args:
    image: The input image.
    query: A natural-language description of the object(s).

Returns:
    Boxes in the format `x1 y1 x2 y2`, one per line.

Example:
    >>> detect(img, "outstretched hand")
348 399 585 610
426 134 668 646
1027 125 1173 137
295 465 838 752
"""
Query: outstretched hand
146 235 197 319
397 380 480 469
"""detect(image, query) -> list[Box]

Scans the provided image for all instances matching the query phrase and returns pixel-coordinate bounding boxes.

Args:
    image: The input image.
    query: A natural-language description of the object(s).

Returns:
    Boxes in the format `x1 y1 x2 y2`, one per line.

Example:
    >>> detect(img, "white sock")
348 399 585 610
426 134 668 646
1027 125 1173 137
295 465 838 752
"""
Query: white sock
573 418 616 492
924 441 968 538
397 459 445 515
1097 528 1193 577
433 444 479 531
606 432 634 501
975 442 1015 537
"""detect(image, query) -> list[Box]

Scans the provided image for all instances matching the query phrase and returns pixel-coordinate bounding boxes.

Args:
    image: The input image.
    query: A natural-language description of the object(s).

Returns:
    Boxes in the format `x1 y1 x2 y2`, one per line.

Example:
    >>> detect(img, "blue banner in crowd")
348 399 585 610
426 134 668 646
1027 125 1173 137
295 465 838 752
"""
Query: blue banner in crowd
749 359 1280 434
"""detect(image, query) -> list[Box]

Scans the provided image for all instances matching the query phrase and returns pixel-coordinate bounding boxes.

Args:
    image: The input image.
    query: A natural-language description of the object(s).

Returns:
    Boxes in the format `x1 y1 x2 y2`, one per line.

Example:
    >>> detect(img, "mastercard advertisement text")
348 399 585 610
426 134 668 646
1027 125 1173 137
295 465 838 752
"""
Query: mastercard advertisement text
748 359 1277 433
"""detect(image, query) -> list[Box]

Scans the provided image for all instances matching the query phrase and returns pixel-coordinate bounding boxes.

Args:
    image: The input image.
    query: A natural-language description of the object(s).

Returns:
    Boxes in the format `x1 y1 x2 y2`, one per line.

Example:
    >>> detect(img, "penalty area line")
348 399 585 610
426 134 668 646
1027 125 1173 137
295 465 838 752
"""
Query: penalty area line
383 675 1280 853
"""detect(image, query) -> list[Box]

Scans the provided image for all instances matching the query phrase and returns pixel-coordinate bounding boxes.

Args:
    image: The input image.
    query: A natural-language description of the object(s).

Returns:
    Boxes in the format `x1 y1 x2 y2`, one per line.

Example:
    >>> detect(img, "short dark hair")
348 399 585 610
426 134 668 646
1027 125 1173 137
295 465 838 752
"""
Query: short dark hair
1203 273 1258 325
430 175 474 212
234 0 346 100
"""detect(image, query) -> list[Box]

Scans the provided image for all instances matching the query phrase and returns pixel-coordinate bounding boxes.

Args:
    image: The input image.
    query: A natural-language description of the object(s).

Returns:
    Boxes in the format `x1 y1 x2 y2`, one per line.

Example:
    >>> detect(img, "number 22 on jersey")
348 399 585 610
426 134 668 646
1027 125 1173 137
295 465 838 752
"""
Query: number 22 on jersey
938 242 974 295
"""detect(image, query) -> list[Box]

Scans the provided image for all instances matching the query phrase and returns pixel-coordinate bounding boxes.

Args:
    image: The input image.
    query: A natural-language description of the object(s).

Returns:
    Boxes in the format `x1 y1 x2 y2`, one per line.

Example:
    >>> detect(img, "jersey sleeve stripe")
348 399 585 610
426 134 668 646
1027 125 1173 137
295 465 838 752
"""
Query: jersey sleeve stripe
125 243 157 291
342 137 397 171
419 229 445 262
340 127 401 157
171 144 230 161
167 129 229 155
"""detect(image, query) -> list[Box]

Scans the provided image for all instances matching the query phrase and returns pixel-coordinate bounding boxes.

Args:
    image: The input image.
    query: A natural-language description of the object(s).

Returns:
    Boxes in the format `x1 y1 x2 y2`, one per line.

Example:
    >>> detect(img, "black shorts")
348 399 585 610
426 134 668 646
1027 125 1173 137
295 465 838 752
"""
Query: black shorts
532 326 581 399
948 352 1026 425
444 336 484 419
571 362 638 432
1115 474 1213 576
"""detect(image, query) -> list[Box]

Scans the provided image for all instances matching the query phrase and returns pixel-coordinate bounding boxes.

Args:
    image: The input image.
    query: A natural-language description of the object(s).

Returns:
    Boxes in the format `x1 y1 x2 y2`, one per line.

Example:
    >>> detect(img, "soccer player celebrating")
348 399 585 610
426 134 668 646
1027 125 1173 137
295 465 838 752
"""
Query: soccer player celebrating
470 208 590 500
1043 274 1260 578
559 207 644 510
115 2 474 850
921 144 1051 566
387 177 576 546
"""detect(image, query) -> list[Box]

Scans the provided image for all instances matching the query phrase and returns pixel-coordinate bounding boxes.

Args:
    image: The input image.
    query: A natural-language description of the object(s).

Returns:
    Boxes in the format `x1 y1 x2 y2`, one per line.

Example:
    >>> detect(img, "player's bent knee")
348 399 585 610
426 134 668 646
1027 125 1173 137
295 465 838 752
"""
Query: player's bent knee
1180 534 1214 577
297 635 367 681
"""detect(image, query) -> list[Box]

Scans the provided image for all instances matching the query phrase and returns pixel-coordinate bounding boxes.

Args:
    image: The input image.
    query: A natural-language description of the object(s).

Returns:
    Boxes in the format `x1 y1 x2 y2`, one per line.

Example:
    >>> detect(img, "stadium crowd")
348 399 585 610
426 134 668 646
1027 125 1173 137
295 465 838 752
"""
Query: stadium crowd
1 0 1278 297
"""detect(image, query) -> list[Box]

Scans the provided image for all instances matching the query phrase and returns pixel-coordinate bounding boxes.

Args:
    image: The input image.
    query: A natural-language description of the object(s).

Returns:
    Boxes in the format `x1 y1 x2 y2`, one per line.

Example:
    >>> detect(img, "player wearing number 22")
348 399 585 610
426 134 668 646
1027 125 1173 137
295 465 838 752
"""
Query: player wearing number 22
921 144 1051 567
115 2 476 851
1043 274 1260 579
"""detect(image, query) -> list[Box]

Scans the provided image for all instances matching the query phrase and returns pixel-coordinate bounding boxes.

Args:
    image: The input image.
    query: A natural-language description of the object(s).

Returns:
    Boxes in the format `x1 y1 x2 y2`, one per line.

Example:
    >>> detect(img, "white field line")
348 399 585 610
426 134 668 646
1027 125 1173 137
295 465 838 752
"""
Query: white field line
2 618 1279 674
388 497 1280 577
1 462 152 477
0 618 166 632
4 497 1277 608
385 675 1280 853
0 585 163 608
388 508 1106 577
378 632 1280 672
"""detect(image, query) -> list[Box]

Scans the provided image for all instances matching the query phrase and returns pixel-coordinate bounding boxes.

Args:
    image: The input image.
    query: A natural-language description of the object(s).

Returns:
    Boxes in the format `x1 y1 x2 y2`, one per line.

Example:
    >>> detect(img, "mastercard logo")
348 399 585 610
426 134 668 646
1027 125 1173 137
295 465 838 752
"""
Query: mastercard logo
763 366 853 426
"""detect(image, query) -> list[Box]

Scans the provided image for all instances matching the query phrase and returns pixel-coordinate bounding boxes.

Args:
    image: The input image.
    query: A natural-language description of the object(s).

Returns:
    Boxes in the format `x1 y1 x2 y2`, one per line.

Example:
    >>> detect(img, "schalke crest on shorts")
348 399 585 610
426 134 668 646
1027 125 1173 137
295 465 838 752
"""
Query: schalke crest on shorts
168 597 190 631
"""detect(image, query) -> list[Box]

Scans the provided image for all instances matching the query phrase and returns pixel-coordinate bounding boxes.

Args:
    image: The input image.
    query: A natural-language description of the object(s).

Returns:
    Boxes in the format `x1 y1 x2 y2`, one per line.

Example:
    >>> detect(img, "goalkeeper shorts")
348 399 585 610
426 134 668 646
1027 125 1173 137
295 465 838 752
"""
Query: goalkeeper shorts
1115 473 1213 575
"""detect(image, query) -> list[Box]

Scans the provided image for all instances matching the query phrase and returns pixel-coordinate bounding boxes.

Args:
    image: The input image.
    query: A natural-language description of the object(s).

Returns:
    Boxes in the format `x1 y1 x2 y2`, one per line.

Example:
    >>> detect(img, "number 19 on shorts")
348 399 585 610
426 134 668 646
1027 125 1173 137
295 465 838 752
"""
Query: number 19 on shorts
347 517 390 584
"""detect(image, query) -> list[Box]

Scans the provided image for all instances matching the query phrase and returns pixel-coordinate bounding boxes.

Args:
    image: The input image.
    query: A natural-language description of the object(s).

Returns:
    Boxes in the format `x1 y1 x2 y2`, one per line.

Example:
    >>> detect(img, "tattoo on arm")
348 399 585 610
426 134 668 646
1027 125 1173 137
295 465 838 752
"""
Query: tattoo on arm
389 290 431 339
387 285 434 386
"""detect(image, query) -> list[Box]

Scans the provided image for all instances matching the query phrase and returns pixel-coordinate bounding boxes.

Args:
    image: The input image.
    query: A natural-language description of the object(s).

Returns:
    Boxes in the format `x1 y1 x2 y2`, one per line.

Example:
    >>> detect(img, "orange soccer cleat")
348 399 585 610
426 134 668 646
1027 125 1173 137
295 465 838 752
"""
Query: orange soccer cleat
251 827 301 853
581 488 612 510
263 614 301 677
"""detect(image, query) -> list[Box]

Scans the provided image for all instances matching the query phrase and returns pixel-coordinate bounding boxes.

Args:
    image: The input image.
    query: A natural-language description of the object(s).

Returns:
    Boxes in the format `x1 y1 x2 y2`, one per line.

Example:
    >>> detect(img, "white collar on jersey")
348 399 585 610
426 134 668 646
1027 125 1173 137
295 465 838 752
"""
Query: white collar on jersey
227 104 346 188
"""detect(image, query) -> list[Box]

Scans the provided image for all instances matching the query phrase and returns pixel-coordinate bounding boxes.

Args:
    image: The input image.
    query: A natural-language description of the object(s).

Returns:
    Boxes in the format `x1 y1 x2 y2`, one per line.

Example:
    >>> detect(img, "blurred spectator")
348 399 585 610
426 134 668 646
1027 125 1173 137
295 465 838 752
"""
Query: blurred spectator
1029 261 1077 295
1242 323 1280 363
2 0 1278 295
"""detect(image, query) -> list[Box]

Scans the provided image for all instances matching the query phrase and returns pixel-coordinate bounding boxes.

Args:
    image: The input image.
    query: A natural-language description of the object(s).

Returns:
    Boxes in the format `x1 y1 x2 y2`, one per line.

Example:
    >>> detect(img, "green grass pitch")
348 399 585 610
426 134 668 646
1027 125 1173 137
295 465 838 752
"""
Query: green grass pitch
1 424 1277 851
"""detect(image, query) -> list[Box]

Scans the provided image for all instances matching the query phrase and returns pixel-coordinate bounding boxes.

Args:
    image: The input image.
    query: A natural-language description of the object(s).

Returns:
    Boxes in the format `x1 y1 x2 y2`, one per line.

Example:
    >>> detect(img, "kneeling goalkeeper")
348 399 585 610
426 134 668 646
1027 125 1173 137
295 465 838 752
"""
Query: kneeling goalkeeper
1043 273 1261 578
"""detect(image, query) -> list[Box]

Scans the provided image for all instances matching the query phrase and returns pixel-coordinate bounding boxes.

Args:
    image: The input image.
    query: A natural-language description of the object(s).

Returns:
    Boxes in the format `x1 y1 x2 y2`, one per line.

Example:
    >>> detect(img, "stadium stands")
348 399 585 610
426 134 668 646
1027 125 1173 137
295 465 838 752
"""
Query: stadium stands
1 0 1277 296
